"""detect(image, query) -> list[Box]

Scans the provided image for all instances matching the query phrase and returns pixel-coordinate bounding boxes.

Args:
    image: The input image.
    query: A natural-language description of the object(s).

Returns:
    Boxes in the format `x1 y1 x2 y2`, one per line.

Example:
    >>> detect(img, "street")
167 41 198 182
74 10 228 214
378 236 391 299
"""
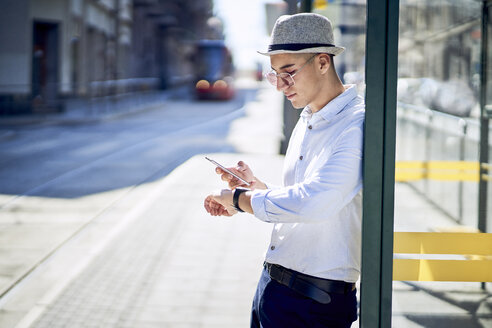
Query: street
0 88 256 200
0 84 283 327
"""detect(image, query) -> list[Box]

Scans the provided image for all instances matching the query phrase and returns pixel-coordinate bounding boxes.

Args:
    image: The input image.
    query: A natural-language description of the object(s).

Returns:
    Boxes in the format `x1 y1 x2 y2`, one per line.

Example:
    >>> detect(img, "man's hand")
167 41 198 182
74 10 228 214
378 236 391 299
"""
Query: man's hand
204 189 237 216
216 161 258 189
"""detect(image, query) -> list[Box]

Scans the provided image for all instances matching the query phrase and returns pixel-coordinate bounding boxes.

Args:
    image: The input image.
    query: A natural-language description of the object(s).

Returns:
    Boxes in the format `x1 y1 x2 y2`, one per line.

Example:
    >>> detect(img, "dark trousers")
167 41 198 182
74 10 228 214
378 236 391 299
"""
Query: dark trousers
251 268 357 328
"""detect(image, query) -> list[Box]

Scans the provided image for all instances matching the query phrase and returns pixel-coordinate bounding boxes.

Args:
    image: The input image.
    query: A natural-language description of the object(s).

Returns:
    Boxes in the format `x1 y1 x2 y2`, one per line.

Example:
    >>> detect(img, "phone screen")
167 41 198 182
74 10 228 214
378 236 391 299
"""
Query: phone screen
205 157 251 186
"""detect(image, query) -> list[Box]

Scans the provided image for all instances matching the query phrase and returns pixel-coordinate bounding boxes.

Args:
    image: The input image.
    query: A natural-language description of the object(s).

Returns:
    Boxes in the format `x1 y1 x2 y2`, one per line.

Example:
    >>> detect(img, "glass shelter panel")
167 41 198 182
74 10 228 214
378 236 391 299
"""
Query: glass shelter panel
397 0 483 228
394 0 491 327
313 1 366 94
485 2 492 229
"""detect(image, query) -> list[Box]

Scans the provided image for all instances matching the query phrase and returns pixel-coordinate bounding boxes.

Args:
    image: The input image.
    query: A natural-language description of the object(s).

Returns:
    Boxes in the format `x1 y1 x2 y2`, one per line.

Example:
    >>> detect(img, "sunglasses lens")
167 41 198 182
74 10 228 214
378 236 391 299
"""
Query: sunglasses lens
279 74 293 87
264 72 294 87
265 72 277 86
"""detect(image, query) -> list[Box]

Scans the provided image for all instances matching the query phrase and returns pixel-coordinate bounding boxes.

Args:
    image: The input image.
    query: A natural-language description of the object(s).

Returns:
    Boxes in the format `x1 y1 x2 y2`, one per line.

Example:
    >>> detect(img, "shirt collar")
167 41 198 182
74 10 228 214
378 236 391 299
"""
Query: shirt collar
300 84 358 123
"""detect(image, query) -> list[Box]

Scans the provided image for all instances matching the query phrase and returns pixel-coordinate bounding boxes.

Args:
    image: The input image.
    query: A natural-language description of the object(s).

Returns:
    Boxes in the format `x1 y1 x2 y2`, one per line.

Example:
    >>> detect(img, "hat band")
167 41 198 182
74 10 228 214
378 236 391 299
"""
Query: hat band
268 43 335 52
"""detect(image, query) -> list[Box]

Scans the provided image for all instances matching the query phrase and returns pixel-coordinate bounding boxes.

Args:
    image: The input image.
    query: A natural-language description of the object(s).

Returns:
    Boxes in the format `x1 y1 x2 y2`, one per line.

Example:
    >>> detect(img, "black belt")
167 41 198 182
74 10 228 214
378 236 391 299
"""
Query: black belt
264 262 356 304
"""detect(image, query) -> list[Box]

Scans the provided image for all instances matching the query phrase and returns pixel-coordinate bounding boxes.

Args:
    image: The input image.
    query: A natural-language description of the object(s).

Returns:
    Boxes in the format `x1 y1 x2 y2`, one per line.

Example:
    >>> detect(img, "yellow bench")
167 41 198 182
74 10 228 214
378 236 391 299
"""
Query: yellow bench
393 232 492 282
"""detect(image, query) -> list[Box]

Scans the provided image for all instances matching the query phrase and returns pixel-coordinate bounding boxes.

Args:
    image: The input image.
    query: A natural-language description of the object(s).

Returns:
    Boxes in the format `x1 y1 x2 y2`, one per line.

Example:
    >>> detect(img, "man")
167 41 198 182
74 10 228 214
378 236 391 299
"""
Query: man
204 13 364 328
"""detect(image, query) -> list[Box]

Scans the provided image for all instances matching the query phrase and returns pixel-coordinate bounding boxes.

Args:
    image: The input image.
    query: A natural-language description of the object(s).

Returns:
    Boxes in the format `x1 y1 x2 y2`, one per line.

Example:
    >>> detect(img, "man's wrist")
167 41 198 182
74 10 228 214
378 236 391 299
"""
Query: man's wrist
233 188 248 212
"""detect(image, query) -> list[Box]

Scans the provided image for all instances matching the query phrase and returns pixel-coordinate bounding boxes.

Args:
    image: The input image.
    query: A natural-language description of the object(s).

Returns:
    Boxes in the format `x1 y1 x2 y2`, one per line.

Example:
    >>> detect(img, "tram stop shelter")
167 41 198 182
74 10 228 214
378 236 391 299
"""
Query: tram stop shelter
294 0 492 327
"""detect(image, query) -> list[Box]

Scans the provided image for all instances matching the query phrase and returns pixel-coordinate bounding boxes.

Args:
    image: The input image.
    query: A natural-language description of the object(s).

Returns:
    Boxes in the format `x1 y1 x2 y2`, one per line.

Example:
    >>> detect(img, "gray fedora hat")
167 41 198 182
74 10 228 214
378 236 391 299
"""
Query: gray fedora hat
258 13 345 56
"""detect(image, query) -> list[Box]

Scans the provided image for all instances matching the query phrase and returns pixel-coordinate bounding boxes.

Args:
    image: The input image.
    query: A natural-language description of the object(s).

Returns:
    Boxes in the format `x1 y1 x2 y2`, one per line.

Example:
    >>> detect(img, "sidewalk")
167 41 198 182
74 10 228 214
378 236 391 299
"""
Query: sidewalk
9 153 282 328
12 155 487 328
0 83 490 327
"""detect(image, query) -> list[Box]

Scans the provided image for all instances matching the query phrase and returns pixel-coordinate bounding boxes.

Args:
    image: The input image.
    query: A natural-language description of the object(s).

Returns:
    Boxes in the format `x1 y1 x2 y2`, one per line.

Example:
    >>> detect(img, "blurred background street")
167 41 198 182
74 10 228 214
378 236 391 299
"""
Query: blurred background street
0 0 491 327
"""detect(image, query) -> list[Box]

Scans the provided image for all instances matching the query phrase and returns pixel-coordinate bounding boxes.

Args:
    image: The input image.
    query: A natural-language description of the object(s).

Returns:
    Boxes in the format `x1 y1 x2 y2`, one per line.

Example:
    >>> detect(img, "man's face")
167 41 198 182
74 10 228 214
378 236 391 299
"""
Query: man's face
269 53 319 109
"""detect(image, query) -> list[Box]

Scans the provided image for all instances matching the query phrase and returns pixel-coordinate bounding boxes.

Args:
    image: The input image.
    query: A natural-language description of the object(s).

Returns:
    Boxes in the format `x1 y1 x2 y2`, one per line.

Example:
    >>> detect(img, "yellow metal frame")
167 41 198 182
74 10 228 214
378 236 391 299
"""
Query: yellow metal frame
393 232 492 282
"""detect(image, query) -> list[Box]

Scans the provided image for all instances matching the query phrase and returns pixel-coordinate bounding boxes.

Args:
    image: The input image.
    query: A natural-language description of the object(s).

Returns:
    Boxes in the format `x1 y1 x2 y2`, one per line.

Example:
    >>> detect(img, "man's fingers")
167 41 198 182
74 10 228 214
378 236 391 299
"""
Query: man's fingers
204 195 234 217
203 196 214 215
216 166 237 177
220 173 229 181
228 177 254 189
237 161 249 172
204 196 217 215
211 202 225 216
228 180 242 189
204 196 219 215
237 161 247 170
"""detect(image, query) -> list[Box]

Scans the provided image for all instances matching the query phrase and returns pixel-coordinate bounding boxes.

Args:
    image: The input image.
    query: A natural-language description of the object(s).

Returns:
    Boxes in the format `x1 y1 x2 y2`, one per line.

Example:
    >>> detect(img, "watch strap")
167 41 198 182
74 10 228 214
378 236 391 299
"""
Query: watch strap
233 188 248 212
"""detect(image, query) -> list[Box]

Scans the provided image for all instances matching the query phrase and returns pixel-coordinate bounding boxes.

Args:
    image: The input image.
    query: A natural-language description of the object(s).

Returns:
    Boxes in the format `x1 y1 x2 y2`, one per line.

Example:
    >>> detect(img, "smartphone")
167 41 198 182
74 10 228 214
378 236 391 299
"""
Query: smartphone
205 157 251 186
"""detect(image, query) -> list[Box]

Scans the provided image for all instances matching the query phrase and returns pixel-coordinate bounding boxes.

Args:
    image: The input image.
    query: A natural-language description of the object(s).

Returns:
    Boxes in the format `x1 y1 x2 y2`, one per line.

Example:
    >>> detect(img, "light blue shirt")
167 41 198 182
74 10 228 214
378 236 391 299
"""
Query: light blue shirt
251 85 364 282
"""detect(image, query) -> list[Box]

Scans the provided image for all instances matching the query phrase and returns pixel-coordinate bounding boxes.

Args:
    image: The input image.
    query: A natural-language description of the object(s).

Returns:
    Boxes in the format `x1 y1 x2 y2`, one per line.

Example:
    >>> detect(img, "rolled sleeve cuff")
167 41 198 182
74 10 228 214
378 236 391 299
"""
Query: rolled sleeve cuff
251 189 272 222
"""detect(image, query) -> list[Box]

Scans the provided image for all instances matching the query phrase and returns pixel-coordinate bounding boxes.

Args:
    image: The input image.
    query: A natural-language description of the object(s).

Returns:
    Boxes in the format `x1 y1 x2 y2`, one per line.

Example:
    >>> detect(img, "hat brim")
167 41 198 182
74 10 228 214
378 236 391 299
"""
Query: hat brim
257 46 345 57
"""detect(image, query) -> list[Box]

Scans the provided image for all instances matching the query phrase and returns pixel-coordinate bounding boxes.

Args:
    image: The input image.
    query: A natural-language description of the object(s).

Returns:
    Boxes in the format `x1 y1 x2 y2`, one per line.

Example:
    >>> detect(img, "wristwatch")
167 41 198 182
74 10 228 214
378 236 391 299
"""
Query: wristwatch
233 188 249 212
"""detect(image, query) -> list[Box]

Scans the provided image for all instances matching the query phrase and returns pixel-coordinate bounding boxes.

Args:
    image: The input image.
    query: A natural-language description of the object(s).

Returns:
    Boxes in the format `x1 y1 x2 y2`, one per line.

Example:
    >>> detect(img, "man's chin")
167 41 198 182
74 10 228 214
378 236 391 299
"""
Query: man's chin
290 101 305 109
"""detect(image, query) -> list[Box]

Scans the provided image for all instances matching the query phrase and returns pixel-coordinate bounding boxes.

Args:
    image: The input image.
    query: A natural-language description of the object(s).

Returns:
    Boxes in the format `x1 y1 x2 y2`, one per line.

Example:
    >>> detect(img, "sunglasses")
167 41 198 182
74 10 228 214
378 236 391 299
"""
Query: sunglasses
264 54 317 87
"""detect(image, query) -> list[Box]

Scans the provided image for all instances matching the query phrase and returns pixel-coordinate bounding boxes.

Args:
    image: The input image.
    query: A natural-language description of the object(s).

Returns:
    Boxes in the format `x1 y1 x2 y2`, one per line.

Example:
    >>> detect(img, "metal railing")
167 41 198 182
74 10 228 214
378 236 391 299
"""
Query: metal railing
396 102 492 231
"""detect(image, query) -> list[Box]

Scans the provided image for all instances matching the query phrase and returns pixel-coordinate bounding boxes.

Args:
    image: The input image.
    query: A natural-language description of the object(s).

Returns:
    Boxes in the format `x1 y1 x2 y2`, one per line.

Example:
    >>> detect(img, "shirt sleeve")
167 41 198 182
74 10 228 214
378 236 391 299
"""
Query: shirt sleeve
251 124 363 223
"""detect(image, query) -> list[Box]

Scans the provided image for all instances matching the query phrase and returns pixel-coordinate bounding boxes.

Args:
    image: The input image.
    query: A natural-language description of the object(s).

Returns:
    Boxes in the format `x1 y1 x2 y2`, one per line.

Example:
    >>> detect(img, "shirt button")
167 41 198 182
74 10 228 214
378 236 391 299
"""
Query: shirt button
270 246 275 250
308 125 313 130
299 155 303 160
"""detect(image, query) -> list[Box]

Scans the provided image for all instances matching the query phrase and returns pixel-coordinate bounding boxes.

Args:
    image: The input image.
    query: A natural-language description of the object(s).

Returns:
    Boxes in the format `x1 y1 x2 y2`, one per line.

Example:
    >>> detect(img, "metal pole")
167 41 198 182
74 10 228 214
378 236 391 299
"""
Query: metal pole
479 0 491 291
425 110 433 195
300 0 312 13
458 119 467 223
479 0 489 235
280 0 303 155
360 0 399 327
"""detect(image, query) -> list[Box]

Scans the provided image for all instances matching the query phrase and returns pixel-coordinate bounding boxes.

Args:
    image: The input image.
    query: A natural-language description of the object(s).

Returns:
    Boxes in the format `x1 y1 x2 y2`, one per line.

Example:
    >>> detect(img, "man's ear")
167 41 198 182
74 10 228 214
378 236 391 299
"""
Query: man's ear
317 54 331 74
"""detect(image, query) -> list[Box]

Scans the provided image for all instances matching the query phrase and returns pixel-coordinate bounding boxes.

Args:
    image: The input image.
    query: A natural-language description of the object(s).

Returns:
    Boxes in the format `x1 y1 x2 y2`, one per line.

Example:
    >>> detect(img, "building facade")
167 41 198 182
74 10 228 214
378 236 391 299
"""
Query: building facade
0 0 217 115
0 0 133 114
